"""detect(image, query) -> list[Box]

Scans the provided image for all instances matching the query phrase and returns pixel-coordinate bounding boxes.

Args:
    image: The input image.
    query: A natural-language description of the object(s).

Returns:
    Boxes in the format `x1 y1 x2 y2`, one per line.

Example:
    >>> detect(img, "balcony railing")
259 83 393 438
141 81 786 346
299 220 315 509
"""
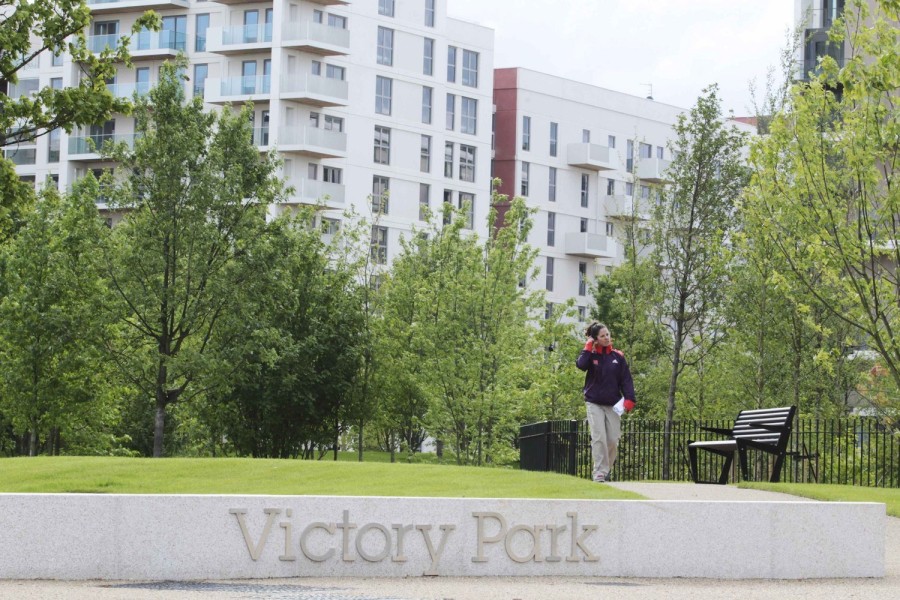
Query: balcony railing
87 30 187 57
207 75 272 102
7 78 40 98
207 24 273 53
282 20 350 55
606 194 650 220
252 127 270 148
283 178 345 207
107 81 152 99
280 74 349 107
86 0 190 14
68 133 139 157
2 147 37 166
279 125 347 158
636 158 672 184
567 143 617 171
564 231 615 259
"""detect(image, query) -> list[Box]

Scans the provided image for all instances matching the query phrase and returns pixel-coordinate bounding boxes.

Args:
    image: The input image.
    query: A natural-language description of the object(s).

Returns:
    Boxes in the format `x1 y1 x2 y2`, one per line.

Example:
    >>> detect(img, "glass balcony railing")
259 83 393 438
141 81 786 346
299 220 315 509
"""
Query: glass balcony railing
252 127 270 147
88 30 187 54
282 20 350 50
8 78 40 98
221 23 273 45
280 126 347 154
68 133 140 155
2 147 37 165
107 82 152 99
219 75 271 97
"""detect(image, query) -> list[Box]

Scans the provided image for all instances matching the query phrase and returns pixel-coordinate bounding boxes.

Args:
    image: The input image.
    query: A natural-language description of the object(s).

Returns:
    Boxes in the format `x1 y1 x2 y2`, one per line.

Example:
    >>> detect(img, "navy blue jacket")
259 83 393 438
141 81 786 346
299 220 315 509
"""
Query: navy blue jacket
575 345 636 406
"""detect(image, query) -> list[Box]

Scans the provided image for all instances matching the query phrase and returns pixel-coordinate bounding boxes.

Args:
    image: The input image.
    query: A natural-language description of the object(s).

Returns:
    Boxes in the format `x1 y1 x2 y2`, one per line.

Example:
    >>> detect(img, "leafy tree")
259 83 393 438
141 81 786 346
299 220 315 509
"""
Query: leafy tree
0 183 115 455
99 60 283 456
652 85 750 478
745 0 900 417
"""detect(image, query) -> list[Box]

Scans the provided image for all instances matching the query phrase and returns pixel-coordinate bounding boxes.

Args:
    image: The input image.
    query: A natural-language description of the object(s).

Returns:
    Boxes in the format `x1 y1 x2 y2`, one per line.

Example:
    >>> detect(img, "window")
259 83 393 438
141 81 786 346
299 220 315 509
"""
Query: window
371 226 388 264
195 14 209 51
462 49 478 87
423 38 434 75
521 162 530 196
311 60 322 76
578 306 587 320
421 135 432 172
374 126 391 165
459 192 474 228
657 145 664 159
522 115 531 151
606 222 614 236
639 142 652 159
323 114 343 132
641 185 651 200
460 97 477 134
323 166 342 183
606 178 615 195
580 217 588 233
444 142 454 178
377 27 394 66
547 211 555 246
608 135 616 149
549 167 557 202
425 0 435 26
625 182 634 196
321 218 340 235
446 93 455 130
313 9 323 23
626 139 634 172
162 15 188 51
52 51 64 67
447 46 457 82
550 122 558 157
372 176 389 215
329 14 347 29
48 128 60 163
545 257 554 291
545 302 554 320
50 77 63 90
459 144 475 182
326 64 345 80
193 64 208 98
422 86 433 124
582 129 590 143
376 76 392 115
419 183 430 220
578 262 587 296
241 60 257 94
580 174 589 207
379 0 394 17
308 163 318 180
135 67 149 95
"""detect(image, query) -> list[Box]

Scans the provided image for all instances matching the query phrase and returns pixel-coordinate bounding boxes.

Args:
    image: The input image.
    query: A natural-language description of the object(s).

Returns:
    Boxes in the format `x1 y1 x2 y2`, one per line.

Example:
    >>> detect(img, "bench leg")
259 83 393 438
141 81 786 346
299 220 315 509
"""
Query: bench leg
770 452 787 483
738 447 750 481
717 453 733 485
688 443 699 483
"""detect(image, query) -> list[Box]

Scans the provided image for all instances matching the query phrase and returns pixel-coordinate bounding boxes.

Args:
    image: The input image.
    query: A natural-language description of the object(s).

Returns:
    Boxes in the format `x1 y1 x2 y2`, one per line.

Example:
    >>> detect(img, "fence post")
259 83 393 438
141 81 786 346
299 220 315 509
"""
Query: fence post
567 420 578 476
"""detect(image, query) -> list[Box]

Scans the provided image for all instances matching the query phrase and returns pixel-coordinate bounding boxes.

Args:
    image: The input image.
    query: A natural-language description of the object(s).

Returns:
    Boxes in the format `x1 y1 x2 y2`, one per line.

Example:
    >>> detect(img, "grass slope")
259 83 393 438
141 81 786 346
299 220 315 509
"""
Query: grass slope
741 482 900 517
0 457 641 500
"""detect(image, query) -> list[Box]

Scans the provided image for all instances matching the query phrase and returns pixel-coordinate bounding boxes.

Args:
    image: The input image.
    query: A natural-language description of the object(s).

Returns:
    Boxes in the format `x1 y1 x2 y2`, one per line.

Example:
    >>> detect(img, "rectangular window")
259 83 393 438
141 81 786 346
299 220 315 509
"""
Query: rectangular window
195 13 209 52
419 183 430 220
425 0 435 26
580 174 589 208
462 49 478 87
521 162 530 196
372 176 390 215
311 60 322 76
460 97 477 134
313 9 323 23
52 52 64 67
323 114 343 132
657 145 664 159
379 0 395 17
447 45 457 82
608 134 616 149
580 217 588 233
328 14 347 29
578 262 587 296
308 163 318 180
442 189 453 225
193 64 208 98
522 115 531 151
549 122 558 157
423 38 434 75
606 222 614 236
627 139 634 172
641 185 651 200
326 64 345 80
241 60 257 94
321 217 340 235
605 178 614 195
50 77 63 90
377 27 394 66
549 167 557 202
459 144 475 182
371 226 388 264
582 129 590 143
323 166 342 183
421 135 432 173
48 128 60 163
135 67 149 95
376 76 392 115
547 211 555 247
444 142 454 178
639 142 652 159
578 305 587 320
625 181 634 196
422 86 433 124
545 302 554 320
374 125 391 165
446 93 455 130
459 192 474 229
545 256 554 291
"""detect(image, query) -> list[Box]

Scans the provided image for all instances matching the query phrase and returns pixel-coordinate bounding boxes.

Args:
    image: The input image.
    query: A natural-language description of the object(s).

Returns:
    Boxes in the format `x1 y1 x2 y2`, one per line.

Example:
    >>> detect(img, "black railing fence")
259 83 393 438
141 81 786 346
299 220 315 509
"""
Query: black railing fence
520 417 899 487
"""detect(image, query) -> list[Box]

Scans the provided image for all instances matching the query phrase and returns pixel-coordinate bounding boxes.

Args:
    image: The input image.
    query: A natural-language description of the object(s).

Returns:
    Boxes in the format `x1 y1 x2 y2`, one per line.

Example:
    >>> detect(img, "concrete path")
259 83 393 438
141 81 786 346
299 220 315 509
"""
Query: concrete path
1 483 896 600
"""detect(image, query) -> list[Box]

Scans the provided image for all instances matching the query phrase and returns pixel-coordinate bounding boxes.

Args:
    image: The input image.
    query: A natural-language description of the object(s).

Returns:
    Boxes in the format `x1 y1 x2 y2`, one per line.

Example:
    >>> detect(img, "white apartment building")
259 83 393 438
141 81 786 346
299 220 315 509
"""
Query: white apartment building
5 0 495 263
493 67 692 320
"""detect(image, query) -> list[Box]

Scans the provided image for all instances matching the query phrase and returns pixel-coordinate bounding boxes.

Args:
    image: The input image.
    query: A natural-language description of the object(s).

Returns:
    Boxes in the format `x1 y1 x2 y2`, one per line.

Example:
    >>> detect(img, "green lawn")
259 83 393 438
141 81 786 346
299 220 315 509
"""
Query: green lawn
740 482 900 517
0 457 640 500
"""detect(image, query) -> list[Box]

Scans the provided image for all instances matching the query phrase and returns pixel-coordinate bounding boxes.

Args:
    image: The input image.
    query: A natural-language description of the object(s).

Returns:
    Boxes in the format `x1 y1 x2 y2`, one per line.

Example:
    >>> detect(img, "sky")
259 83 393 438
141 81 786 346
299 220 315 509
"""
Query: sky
447 0 797 117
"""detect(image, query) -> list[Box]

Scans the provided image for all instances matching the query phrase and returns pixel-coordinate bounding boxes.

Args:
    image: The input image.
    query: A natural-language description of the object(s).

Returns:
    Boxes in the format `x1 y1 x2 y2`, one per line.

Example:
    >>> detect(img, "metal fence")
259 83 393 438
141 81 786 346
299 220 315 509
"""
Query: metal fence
519 417 899 487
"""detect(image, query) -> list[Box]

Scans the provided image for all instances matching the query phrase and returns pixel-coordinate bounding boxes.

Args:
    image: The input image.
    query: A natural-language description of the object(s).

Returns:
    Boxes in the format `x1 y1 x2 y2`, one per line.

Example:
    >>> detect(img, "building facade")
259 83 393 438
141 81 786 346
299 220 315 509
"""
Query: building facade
5 0 495 262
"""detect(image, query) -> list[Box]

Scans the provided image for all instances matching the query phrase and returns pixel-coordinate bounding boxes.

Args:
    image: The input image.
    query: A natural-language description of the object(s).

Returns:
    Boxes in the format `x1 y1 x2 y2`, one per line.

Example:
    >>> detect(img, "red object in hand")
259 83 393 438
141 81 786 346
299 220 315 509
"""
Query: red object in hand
584 340 595 351
624 400 636 413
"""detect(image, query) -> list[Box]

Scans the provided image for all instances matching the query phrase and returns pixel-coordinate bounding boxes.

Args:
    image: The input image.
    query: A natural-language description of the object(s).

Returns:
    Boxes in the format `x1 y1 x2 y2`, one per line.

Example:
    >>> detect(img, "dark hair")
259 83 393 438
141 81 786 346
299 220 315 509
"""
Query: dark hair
585 321 608 340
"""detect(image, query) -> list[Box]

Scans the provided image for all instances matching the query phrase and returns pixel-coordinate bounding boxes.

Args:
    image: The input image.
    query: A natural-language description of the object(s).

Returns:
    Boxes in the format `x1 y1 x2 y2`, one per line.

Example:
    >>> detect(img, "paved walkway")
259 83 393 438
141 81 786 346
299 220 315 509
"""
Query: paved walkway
1 483 896 600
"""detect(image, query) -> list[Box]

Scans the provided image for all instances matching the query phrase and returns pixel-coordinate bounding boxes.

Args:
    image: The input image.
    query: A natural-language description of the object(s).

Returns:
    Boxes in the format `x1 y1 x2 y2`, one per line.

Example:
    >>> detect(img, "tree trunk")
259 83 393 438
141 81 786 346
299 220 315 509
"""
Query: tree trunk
153 400 166 457
357 419 363 462
663 320 685 481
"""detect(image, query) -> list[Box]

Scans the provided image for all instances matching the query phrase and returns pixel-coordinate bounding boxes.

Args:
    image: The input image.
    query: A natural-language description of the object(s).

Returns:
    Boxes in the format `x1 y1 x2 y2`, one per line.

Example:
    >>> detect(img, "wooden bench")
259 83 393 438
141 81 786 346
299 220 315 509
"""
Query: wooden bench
687 406 797 484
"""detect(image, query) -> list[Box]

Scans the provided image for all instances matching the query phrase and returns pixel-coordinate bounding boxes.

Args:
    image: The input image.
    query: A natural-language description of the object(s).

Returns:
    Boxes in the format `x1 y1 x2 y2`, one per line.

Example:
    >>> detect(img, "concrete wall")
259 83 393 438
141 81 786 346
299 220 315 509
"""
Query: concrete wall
0 494 884 580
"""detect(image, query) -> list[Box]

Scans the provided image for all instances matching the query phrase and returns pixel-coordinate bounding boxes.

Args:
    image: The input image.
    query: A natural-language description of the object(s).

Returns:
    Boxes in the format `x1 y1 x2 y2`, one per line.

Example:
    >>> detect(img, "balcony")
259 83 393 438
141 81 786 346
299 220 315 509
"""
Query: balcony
253 127 270 149
204 76 272 104
567 143 617 171
636 158 672 184
7 78 39 99
86 31 187 60
279 126 347 158
283 178 345 208
605 194 651 220
2 147 37 166
206 24 273 55
67 133 139 161
107 82 152 100
280 74 348 107
86 0 189 14
564 232 615 259
282 21 350 56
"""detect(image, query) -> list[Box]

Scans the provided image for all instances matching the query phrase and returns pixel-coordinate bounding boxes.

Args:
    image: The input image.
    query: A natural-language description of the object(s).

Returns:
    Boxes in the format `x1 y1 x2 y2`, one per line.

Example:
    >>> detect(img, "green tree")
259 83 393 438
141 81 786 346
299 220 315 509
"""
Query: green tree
745 0 900 416
653 85 750 478
99 61 283 456
0 183 114 455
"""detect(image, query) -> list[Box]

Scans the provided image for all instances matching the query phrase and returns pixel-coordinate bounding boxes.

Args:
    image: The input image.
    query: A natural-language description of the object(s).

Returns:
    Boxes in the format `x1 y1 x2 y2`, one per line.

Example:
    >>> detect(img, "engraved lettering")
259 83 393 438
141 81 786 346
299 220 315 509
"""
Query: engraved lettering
300 521 336 562
356 523 391 562
471 511 507 563
392 523 414 562
546 524 567 562
416 524 456 576
230 508 281 561
336 509 358 562
504 524 545 563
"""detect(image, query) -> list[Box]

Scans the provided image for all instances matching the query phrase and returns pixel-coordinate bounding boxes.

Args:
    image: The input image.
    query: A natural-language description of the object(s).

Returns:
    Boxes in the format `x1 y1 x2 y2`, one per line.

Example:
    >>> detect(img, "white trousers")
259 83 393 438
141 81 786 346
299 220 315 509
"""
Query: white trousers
585 402 621 479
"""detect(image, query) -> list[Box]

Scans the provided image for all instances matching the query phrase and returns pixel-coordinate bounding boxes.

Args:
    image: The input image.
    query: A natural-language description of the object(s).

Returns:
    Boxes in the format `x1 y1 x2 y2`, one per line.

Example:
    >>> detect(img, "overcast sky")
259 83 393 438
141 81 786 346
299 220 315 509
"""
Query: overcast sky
447 0 796 117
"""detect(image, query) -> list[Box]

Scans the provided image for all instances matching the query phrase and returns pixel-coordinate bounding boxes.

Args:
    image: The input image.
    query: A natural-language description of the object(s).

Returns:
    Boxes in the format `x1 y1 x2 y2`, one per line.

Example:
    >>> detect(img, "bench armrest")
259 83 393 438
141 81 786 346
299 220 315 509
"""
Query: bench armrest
699 426 734 437
751 422 790 432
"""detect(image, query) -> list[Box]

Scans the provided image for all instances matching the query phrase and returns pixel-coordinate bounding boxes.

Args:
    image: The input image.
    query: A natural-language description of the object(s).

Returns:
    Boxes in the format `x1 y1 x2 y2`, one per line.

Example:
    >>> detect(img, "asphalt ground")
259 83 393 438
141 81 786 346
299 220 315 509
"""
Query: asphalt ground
1 483 896 600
